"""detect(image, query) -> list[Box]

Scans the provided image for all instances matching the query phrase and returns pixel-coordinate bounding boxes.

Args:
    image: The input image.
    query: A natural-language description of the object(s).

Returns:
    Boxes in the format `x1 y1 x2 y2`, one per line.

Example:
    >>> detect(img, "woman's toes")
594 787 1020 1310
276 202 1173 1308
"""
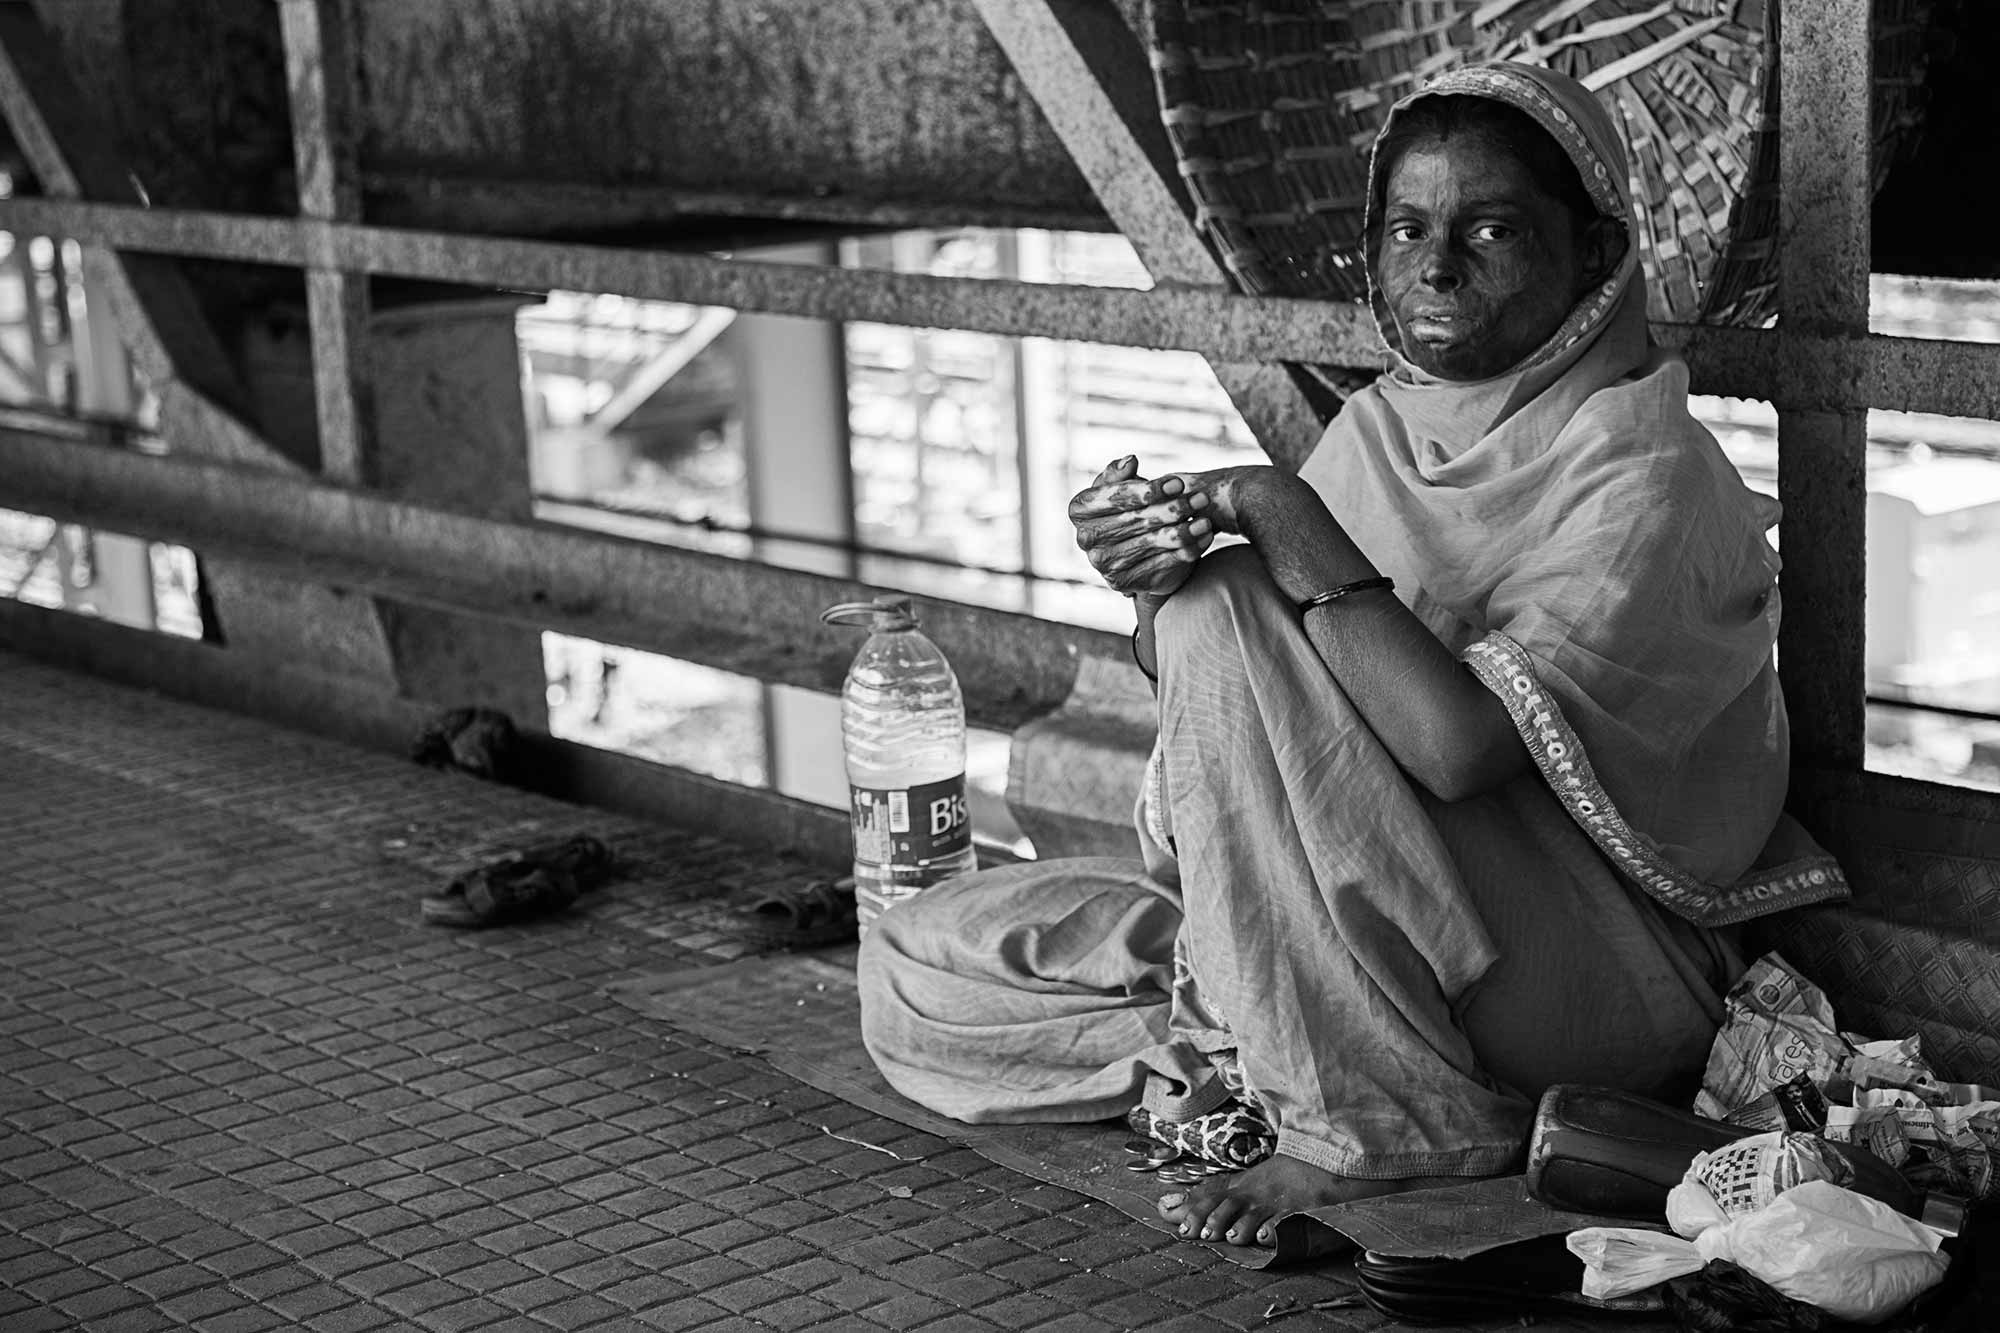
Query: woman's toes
1155 1191 1190 1224
1224 1211 1264 1246
1194 1196 1246 1242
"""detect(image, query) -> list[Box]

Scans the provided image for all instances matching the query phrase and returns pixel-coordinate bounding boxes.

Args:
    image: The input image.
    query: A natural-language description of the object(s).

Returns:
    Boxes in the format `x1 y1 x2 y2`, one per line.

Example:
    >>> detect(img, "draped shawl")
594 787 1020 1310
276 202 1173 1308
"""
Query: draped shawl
1298 62 1845 925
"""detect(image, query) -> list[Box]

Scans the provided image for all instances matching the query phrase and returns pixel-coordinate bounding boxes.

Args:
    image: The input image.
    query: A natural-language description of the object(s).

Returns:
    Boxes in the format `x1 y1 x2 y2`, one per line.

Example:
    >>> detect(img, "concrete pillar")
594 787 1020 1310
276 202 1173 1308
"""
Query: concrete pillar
731 243 854 808
63 248 155 630
366 297 549 725
1007 230 1077 619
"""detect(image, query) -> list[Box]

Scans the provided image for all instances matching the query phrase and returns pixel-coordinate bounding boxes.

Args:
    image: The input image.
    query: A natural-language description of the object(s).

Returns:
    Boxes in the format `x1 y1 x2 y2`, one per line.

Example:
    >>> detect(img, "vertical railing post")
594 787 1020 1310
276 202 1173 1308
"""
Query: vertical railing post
277 0 371 486
1777 0 1873 770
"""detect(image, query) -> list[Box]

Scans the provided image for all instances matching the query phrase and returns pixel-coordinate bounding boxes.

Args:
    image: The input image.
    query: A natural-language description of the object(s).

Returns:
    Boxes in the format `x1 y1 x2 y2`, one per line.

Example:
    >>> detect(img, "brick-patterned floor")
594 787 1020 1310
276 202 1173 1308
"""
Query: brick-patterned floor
0 653 1405 1332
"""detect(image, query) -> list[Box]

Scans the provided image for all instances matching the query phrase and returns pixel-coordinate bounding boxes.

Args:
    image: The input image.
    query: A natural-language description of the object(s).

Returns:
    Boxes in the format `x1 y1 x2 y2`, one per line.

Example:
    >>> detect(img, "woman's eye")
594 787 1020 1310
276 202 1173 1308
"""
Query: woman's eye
1387 222 1424 243
1471 223 1515 242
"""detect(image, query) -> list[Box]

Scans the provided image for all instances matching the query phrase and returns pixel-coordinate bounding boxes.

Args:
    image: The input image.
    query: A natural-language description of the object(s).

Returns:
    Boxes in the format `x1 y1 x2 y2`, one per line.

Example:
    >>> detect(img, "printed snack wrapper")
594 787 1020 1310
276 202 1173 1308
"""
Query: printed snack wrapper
1824 1104 1912 1169
1845 1094 2000 1199
1696 952 2000 1199
1694 954 1855 1124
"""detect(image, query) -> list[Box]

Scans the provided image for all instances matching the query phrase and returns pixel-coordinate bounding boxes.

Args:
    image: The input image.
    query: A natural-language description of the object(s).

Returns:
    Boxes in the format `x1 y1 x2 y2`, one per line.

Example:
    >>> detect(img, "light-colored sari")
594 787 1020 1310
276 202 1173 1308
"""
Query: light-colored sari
857 62 1845 1179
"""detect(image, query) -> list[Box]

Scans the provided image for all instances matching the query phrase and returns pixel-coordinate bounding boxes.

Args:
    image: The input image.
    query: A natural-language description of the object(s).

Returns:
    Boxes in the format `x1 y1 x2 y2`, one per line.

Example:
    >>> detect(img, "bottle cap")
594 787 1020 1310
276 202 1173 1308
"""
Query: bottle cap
821 595 918 631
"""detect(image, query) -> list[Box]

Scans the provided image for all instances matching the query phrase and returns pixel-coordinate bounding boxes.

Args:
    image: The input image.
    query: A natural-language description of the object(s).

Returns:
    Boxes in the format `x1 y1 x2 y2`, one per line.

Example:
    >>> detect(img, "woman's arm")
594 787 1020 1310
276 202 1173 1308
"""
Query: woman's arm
1193 465 1528 803
1067 456 1214 685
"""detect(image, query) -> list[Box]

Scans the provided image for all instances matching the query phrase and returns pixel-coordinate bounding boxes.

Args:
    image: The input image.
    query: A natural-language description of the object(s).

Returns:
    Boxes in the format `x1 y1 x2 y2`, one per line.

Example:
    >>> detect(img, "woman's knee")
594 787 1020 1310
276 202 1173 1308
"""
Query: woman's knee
856 877 963 982
1156 545 1280 637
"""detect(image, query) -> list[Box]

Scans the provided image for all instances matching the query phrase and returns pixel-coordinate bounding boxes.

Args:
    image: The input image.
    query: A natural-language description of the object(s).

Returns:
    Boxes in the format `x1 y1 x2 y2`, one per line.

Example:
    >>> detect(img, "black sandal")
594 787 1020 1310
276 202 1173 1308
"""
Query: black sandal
739 879 858 949
420 834 617 928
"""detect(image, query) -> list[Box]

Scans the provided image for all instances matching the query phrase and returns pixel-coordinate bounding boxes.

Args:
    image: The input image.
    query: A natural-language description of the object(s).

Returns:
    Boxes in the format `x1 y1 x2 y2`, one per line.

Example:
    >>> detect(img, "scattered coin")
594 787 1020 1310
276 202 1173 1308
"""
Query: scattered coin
1145 1143 1181 1163
1124 1159 1161 1173
1123 1138 1156 1156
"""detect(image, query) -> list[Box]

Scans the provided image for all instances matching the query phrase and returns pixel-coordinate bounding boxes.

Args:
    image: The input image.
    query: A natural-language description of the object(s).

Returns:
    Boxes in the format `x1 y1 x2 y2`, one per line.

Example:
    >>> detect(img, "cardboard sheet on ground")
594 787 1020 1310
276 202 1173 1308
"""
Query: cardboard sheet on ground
607 952 1618 1269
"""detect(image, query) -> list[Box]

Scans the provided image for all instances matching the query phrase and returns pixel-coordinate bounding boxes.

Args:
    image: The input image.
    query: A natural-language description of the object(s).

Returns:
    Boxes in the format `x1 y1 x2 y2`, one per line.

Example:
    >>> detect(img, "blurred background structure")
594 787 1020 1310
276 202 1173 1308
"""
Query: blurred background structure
0 0 1996 902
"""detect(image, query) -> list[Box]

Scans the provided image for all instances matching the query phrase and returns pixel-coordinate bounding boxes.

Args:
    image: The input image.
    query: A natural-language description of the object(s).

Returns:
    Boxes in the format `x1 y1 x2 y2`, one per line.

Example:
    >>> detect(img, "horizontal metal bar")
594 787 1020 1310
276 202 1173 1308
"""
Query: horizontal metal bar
0 196 1383 366
1660 324 2000 420
0 598 854 869
4 195 2000 419
1866 693 2000 726
0 429 1129 732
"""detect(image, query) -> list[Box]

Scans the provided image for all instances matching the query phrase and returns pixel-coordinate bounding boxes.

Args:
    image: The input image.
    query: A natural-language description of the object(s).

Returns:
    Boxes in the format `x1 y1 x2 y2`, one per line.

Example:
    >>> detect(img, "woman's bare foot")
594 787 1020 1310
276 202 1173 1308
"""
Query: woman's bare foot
1154 1156 1465 1248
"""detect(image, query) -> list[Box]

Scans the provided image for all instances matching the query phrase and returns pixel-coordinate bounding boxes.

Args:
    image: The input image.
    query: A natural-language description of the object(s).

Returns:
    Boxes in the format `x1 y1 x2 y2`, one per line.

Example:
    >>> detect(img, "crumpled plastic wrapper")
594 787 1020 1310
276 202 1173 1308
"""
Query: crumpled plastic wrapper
1695 955 1851 1128
1679 1132 1869 1221
1695 953 2000 1198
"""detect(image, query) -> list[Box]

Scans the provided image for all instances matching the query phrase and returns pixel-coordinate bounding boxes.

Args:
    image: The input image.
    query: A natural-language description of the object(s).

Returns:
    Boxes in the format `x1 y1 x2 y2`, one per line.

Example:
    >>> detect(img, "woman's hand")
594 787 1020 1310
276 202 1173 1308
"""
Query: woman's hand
1069 456 1214 598
1159 465 1274 538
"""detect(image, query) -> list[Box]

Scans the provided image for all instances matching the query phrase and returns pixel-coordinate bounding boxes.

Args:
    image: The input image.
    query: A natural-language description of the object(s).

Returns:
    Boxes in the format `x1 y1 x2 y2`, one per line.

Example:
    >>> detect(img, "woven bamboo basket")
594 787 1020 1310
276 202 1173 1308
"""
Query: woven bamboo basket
1149 0 1932 362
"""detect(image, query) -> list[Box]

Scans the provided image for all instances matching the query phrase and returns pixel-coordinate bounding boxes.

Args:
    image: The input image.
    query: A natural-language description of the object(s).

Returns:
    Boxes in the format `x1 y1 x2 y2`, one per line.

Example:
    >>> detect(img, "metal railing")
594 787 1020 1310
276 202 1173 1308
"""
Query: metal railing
0 0 1991 845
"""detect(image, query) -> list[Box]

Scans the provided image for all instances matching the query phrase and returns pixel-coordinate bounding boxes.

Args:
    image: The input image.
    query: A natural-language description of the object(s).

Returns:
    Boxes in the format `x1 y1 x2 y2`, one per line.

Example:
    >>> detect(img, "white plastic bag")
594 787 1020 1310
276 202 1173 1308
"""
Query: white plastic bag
1570 1181 1948 1322
1695 1180 1948 1323
1568 1227 1705 1299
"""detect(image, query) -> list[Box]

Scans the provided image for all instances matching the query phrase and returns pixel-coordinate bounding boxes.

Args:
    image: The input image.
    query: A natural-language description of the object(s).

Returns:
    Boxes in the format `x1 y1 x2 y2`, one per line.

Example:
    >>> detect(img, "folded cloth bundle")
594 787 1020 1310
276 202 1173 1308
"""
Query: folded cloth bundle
1125 1099 1276 1170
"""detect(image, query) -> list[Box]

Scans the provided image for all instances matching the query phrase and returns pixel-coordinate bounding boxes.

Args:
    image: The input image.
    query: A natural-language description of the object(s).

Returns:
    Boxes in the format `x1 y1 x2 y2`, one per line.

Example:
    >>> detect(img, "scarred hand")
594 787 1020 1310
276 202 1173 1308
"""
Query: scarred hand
1157 465 1274 539
1069 456 1215 598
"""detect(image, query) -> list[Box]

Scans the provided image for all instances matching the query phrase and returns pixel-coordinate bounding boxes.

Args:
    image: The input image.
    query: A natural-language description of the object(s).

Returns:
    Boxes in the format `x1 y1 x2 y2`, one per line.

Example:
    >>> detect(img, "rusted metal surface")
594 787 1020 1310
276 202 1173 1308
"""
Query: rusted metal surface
0 429 1122 733
356 0 1124 229
1776 0 1874 772
33 0 1132 235
971 0 1326 469
1780 0 1874 329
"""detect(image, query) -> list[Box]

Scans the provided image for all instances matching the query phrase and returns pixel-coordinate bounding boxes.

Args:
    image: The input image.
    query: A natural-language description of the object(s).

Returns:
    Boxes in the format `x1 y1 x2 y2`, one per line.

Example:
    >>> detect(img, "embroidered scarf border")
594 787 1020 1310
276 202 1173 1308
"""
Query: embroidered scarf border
1463 633 1849 926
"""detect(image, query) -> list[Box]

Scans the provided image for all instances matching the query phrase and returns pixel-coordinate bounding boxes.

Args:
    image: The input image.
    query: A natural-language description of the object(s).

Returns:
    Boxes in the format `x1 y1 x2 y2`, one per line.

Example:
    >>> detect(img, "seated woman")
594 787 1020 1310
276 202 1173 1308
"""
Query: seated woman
857 61 1846 1250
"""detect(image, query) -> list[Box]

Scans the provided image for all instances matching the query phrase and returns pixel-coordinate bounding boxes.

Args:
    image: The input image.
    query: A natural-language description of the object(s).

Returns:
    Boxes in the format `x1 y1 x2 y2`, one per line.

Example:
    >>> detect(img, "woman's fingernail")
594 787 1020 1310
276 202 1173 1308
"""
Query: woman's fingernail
1161 477 1183 495
1188 518 1210 537
1160 1192 1185 1207
1189 492 1208 509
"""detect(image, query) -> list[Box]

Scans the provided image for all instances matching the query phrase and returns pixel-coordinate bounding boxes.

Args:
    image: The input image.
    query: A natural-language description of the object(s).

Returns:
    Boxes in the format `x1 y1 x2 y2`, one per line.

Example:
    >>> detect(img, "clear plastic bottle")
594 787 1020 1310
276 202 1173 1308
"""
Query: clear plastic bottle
821 595 978 935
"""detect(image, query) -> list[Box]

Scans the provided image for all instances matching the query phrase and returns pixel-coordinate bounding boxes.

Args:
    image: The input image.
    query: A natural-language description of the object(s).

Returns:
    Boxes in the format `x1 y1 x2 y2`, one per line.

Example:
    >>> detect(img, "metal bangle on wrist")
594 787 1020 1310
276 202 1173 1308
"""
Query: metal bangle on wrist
1296 576 1394 615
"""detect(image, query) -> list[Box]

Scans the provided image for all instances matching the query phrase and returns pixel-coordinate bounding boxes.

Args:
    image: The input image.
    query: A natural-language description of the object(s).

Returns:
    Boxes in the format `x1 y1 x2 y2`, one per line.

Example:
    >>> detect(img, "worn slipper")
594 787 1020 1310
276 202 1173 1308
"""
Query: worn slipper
740 878 858 949
421 833 617 928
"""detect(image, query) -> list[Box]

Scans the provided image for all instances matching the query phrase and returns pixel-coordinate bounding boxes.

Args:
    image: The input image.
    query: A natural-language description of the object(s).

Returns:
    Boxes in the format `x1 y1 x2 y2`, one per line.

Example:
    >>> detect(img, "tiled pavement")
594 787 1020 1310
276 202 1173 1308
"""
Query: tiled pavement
0 652 1409 1332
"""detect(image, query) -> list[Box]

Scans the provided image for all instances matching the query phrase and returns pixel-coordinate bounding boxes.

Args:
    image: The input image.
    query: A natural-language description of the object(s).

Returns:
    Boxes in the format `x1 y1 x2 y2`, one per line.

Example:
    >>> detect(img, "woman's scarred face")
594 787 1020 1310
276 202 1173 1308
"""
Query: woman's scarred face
1376 133 1596 382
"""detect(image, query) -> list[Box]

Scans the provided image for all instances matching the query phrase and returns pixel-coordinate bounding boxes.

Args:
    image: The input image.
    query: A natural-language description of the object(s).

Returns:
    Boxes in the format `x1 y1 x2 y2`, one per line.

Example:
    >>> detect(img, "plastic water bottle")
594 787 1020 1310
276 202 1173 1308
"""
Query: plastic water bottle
821 595 978 935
